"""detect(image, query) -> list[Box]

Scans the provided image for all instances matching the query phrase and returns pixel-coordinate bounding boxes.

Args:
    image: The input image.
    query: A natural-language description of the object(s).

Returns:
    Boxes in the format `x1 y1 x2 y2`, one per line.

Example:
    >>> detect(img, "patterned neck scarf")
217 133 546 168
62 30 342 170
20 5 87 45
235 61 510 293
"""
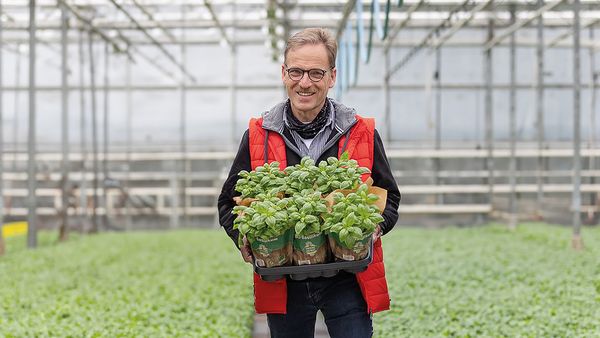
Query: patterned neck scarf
285 100 330 139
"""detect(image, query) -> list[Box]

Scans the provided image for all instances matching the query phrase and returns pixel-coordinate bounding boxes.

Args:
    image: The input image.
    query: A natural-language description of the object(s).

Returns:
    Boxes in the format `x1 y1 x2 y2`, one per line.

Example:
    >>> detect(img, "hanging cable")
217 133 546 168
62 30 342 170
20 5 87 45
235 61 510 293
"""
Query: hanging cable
346 22 356 86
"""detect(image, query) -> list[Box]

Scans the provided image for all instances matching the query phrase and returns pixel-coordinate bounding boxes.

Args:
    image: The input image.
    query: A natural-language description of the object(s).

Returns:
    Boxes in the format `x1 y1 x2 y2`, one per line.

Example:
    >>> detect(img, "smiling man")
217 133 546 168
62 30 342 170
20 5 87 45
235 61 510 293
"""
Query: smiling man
218 28 401 338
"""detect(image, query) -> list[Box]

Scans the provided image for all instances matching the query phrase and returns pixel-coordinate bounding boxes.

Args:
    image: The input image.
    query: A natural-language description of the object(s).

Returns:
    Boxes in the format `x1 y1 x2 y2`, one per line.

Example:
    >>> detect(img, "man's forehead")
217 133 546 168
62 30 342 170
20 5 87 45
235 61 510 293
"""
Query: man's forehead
285 46 329 67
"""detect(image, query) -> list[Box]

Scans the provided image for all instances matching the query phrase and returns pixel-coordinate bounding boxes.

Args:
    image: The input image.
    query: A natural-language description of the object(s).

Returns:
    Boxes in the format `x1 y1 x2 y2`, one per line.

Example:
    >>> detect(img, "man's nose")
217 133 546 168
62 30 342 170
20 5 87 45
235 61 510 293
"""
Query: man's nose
299 72 312 87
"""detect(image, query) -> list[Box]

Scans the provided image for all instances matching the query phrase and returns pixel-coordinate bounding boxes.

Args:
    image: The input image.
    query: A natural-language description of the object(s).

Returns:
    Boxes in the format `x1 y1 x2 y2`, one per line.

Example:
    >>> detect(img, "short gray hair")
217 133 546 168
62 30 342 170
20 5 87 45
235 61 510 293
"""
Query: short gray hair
284 28 337 69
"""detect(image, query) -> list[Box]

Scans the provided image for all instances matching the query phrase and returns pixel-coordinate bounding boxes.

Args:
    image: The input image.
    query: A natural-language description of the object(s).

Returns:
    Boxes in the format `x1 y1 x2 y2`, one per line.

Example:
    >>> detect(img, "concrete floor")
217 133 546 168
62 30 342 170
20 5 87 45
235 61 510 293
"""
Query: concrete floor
252 312 330 338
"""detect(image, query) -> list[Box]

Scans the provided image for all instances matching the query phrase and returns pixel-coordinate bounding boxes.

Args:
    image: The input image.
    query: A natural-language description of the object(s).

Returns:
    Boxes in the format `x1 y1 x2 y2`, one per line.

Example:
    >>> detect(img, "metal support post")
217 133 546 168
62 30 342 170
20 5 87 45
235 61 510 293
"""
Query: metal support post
227 0 238 228
59 2 70 241
103 42 110 230
78 29 88 231
88 31 99 233
384 48 391 144
588 27 598 224
230 43 237 145
572 0 583 250
176 6 187 230
508 4 517 230
0 0 5 255
434 45 442 205
125 54 132 231
484 3 495 206
230 0 237 146
536 0 545 217
12 45 21 173
27 0 37 248
170 170 179 229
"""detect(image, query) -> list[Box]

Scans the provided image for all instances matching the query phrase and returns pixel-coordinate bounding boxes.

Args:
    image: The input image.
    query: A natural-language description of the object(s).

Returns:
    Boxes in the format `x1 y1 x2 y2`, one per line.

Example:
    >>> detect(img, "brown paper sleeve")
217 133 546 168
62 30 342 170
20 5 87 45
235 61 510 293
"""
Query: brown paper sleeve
233 196 257 206
368 186 387 214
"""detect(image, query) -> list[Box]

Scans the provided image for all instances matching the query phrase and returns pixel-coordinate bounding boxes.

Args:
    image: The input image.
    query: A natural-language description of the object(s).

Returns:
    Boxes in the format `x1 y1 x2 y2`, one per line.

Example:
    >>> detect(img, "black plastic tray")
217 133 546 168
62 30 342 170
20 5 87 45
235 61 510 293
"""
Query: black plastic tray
254 240 374 282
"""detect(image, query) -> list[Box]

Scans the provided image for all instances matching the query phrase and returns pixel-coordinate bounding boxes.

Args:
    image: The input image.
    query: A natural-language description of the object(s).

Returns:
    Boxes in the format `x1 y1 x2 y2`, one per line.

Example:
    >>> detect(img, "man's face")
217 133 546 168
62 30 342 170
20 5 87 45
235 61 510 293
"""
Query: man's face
282 44 336 121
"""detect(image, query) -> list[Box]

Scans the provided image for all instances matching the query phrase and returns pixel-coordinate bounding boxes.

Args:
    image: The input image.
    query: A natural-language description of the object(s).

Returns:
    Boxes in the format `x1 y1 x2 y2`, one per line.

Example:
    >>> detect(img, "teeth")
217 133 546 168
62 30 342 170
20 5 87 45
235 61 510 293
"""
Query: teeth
298 92 313 96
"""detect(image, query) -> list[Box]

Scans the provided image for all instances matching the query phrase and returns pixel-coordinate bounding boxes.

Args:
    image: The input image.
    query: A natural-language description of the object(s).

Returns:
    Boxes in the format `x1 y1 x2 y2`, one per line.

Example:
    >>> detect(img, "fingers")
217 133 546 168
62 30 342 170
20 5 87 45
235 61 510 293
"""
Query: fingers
241 247 253 263
241 236 254 264
372 225 382 241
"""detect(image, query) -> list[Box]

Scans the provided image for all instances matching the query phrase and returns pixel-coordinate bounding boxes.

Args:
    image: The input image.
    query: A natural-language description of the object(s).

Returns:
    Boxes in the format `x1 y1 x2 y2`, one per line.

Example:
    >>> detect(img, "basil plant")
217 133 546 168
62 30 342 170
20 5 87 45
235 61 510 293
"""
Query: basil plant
232 193 291 244
322 184 385 248
235 161 286 199
288 190 329 237
284 157 319 195
313 152 371 195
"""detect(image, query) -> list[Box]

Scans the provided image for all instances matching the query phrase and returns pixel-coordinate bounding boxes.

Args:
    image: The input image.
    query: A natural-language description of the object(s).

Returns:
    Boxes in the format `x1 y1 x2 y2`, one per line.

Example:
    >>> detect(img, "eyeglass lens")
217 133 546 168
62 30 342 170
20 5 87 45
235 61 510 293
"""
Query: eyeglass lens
288 68 326 81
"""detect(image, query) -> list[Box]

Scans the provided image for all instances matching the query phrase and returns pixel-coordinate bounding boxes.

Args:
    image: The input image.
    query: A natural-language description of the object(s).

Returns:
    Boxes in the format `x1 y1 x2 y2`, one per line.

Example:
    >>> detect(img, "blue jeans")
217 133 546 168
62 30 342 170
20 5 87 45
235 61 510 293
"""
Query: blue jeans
266 272 373 338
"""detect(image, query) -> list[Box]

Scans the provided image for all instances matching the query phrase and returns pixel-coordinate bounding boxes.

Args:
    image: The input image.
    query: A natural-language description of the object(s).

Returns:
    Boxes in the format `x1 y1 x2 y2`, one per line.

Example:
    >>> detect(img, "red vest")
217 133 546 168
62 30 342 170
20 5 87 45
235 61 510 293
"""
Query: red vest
248 115 390 314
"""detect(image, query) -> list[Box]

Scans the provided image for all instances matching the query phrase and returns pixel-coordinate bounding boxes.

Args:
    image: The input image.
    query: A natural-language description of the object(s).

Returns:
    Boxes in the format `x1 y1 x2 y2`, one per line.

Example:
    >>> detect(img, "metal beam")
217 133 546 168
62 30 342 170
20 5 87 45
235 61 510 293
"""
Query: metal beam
56 2 181 83
386 0 473 79
2 82 600 91
384 0 425 52
547 17 600 48
1 35 597 49
484 0 565 51
107 0 197 83
131 0 177 43
2 16 592 31
1 9 62 59
203 0 231 47
431 0 492 49
2 0 600 8
57 0 128 56
115 31 178 83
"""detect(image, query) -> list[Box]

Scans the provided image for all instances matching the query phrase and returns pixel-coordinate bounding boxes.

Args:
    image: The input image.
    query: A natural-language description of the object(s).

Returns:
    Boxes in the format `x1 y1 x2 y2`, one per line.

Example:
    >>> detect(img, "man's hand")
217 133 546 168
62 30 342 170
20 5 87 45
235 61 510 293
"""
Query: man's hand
240 236 254 264
372 225 383 241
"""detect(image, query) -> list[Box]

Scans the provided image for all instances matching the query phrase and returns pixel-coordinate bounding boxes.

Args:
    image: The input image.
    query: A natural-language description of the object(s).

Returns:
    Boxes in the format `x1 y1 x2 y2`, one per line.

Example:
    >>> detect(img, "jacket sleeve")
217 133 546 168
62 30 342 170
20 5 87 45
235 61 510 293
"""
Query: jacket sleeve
218 130 252 249
371 129 401 235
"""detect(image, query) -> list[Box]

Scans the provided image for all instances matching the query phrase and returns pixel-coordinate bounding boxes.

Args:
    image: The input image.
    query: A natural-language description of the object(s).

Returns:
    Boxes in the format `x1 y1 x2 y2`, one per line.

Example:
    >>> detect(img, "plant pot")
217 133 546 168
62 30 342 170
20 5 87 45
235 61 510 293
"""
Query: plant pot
251 229 293 268
293 232 328 265
328 232 371 261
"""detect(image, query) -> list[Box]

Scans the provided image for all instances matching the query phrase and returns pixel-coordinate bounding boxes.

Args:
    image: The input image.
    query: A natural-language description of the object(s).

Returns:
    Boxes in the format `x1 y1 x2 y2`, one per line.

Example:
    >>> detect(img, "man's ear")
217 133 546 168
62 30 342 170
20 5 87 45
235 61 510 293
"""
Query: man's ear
329 67 337 88
281 64 286 81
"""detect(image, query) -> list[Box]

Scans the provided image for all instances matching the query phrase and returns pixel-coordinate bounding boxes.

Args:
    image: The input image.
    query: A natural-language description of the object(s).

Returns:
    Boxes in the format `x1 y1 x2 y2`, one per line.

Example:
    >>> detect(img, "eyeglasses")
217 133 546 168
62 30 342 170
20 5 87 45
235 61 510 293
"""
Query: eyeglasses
284 66 333 82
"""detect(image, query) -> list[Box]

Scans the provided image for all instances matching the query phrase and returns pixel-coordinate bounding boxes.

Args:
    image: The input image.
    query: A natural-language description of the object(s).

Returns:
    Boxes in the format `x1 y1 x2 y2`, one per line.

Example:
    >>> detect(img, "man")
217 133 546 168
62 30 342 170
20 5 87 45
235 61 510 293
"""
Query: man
218 28 400 338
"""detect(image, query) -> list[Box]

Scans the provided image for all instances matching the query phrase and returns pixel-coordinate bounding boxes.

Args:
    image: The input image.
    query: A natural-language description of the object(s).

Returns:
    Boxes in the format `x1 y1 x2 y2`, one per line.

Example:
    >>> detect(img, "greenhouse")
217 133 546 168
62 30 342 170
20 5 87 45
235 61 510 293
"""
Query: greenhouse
0 0 598 337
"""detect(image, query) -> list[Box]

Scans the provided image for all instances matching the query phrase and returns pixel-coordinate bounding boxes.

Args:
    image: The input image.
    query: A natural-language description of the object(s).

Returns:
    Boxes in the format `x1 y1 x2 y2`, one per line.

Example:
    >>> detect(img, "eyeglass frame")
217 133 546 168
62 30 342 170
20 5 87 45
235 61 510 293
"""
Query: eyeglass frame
284 65 335 82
